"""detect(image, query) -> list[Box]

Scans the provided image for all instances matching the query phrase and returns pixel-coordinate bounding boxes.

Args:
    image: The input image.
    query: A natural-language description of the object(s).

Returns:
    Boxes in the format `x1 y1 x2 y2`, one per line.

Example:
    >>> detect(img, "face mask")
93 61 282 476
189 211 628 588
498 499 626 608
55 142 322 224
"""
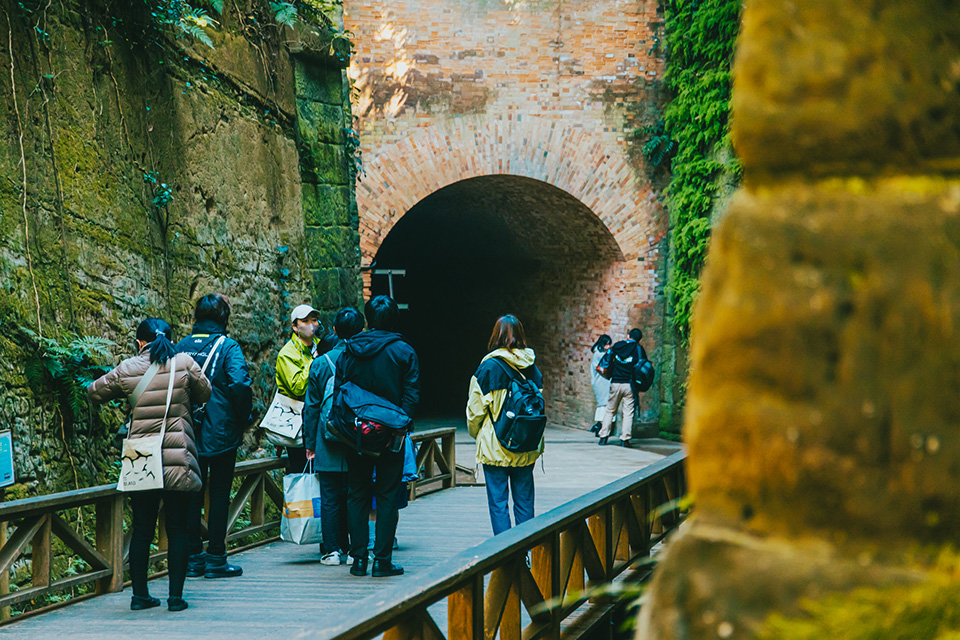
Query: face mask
295 321 317 341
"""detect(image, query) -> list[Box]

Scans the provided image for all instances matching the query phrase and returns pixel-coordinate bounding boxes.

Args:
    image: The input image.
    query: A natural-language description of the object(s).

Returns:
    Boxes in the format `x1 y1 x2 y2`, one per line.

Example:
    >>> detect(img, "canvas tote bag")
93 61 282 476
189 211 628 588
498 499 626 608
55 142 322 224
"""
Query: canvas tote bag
259 391 304 448
118 356 176 492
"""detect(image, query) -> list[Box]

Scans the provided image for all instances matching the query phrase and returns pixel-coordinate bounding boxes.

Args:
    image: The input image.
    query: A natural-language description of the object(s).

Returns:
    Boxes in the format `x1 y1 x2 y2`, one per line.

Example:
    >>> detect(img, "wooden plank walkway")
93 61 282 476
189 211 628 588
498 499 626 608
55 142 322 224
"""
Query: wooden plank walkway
8 425 674 639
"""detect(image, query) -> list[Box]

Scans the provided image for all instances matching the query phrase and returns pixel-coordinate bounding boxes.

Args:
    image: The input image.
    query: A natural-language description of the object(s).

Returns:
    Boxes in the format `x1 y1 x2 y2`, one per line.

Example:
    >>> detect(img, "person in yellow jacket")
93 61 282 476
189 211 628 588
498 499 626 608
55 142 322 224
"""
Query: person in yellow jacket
466 315 544 535
275 303 322 471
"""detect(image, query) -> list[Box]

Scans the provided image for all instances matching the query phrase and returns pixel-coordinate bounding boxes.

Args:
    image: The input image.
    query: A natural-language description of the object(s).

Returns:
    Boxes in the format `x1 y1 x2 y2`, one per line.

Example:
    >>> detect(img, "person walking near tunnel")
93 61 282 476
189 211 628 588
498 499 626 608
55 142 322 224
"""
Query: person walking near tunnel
589 334 613 435
177 293 252 580
466 315 545 536
88 318 211 612
337 295 420 577
598 328 646 447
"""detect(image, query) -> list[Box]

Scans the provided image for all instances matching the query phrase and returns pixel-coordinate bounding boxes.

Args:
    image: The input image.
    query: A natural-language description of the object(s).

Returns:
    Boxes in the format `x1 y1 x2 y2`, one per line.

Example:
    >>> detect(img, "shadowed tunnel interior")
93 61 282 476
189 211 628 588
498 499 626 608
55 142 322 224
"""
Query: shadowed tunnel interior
370 175 623 422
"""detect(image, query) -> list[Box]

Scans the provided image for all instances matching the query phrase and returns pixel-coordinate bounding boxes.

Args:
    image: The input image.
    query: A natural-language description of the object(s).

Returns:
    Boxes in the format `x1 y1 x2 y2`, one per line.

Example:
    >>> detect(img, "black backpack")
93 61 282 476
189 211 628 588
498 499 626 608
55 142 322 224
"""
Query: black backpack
326 382 411 456
632 346 655 392
485 358 547 453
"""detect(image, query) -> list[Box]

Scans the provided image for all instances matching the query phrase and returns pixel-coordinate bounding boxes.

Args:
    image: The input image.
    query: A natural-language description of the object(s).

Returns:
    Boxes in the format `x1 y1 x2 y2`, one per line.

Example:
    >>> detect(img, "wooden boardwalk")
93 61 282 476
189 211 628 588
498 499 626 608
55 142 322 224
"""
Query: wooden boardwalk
8 425 674 639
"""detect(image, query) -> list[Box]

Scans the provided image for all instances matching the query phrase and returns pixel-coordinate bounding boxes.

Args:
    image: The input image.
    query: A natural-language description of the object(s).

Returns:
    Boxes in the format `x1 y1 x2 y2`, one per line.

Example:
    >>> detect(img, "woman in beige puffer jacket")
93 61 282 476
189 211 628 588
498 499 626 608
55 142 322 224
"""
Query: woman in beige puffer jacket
88 318 210 612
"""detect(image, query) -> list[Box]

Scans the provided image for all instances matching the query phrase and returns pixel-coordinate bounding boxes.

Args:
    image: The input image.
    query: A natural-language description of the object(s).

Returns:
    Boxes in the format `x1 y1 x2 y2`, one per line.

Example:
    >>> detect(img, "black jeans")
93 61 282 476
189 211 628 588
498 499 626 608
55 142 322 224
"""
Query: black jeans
317 471 349 555
129 490 191 598
285 447 308 474
347 450 403 562
188 451 237 557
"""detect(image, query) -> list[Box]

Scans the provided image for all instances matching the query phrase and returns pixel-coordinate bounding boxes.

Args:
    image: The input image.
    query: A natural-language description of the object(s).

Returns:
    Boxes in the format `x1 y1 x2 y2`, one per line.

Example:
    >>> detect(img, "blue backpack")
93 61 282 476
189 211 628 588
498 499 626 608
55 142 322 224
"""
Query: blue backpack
485 358 546 453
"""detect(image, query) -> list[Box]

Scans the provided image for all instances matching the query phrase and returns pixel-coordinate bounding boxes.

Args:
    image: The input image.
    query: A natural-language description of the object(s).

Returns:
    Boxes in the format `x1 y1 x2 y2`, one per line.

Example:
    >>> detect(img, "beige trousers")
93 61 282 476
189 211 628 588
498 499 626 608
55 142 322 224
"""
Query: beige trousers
600 382 634 440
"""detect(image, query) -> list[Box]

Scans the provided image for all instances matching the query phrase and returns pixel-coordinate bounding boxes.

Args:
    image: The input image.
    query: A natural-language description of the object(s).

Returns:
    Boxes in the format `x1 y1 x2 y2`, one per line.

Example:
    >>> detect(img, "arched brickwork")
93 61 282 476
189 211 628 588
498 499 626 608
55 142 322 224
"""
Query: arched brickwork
358 116 666 427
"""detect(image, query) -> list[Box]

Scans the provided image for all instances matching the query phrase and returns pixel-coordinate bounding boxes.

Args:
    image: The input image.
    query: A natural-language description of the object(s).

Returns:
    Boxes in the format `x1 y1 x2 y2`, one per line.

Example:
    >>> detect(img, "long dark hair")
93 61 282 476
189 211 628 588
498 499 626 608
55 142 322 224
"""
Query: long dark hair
591 334 612 352
488 315 527 351
136 318 176 364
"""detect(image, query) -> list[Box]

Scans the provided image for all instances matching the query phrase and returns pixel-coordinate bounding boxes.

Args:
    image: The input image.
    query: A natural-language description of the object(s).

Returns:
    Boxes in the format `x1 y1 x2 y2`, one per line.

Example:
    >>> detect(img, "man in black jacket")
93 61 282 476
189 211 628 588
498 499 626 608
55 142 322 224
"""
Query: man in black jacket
598 328 646 448
336 295 420 577
177 293 253 578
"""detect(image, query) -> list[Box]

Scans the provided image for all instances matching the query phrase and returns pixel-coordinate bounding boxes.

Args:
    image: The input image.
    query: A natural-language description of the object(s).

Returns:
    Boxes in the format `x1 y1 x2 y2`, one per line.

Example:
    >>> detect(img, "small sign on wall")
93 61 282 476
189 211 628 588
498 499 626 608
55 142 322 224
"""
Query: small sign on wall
0 431 13 488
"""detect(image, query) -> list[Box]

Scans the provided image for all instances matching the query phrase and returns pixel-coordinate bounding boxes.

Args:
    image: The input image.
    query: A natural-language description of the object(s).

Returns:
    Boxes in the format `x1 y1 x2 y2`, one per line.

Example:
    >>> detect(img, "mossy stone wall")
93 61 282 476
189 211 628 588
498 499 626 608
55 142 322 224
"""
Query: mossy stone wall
0 0 358 496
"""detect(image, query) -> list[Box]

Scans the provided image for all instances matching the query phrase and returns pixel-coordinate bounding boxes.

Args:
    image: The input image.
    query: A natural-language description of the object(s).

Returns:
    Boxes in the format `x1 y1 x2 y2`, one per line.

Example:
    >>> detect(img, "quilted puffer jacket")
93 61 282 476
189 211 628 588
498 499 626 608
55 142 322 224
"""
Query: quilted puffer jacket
88 347 211 492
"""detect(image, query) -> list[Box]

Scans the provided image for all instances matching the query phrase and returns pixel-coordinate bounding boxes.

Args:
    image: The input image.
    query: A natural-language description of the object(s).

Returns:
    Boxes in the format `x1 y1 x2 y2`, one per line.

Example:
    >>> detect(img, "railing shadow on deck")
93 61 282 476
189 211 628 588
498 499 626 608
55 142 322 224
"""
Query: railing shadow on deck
0 427 461 624
315 451 687 640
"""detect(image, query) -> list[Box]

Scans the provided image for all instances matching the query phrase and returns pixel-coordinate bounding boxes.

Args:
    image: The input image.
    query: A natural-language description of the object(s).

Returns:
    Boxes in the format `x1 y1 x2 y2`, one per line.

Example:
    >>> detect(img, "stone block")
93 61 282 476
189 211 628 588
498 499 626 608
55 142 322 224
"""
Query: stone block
299 141 348 185
636 524 921 640
685 181 960 545
302 183 351 227
309 268 342 308
733 0 960 178
294 59 344 104
297 99 344 145
304 226 355 268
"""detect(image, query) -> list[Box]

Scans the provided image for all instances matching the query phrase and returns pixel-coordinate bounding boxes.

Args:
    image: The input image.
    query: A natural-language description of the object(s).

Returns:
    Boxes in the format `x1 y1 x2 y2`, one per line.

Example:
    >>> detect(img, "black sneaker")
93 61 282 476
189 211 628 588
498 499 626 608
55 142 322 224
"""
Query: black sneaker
185 553 205 578
167 597 188 612
372 560 404 577
621 439 632 448
130 595 160 611
204 553 243 579
350 555 368 576
598 437 609 446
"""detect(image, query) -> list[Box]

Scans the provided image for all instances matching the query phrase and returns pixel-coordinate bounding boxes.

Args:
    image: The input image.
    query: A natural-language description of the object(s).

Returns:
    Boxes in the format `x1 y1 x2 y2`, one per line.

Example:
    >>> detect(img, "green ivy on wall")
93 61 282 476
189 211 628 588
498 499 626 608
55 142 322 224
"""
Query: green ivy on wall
662 0 742 345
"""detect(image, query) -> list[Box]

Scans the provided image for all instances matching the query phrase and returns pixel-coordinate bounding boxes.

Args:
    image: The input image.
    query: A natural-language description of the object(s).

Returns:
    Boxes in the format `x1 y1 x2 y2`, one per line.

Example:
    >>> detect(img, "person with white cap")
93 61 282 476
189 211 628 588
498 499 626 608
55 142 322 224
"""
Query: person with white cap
275 303 322 471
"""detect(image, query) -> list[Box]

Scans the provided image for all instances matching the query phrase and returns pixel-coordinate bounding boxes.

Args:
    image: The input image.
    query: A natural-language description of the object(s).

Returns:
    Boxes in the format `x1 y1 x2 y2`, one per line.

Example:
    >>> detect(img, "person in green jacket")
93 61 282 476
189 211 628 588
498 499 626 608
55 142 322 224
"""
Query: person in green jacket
275 303 322 471
466 315 544 535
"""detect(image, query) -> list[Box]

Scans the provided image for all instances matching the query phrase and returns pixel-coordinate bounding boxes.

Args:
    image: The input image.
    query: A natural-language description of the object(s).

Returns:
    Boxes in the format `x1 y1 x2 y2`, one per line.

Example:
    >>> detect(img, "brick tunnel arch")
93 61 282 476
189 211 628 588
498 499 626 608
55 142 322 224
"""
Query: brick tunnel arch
370 175 624 421
358 117 665 427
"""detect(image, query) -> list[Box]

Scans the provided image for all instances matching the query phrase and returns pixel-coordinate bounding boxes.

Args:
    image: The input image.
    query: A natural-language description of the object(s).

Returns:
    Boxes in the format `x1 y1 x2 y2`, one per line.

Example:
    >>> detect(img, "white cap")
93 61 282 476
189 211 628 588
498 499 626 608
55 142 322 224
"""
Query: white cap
290 304 319 323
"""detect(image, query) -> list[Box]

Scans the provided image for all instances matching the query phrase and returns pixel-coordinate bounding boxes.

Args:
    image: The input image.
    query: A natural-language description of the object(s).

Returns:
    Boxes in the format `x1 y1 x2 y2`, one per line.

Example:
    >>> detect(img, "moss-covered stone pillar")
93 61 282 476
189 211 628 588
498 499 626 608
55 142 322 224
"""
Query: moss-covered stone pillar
638 2 960 638
293 51 361 322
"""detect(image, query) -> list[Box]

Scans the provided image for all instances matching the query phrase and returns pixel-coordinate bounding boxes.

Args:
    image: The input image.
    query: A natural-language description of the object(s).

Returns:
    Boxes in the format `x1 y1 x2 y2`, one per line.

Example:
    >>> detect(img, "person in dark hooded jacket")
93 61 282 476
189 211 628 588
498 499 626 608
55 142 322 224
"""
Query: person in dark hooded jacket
302 307 365 566
176 293 253 579
335 295 419 578
598 328 646 447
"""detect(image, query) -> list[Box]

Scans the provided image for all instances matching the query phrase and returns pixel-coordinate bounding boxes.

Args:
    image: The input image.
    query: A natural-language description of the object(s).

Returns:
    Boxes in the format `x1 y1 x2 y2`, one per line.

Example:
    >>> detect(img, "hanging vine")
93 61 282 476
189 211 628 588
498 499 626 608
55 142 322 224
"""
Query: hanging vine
661 0 742 346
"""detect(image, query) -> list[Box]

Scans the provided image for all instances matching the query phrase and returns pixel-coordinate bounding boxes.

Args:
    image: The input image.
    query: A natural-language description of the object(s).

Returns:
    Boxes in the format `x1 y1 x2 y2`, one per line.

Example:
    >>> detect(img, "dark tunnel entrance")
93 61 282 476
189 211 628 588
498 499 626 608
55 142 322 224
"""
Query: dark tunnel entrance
369 175 623 425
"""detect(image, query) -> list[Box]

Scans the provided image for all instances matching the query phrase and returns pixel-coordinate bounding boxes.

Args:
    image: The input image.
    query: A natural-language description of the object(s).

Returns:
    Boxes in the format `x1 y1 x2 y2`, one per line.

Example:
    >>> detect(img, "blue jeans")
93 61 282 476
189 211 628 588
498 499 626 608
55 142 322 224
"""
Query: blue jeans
483 464 535 535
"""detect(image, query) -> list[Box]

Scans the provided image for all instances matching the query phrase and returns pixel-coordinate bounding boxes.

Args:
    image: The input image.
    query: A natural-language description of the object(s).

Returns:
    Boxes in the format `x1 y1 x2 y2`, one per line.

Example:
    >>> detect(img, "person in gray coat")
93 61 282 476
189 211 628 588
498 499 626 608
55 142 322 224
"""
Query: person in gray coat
302 307 365 565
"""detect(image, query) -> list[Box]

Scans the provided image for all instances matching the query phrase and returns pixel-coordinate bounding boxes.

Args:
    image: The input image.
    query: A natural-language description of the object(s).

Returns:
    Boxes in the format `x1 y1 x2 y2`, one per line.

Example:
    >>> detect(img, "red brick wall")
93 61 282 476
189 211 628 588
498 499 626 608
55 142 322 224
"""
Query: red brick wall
345 0 667 428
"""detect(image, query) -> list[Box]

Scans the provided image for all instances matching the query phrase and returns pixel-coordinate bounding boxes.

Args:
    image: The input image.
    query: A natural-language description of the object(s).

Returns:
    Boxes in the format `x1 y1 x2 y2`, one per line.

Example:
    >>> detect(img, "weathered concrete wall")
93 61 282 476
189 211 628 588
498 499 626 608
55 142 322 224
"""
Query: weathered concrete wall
638 1 960 638
345 0 668 428
0 0 356 495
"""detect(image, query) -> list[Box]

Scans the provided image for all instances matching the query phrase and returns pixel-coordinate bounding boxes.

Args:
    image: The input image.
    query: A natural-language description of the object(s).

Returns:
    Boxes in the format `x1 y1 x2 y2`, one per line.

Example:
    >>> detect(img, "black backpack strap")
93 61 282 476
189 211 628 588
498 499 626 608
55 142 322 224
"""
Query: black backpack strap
483 357 526 426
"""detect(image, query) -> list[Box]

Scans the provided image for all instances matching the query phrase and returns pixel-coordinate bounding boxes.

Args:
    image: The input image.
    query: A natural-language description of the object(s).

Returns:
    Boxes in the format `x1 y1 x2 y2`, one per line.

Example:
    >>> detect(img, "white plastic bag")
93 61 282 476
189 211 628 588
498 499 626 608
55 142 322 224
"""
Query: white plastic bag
280 464 322 545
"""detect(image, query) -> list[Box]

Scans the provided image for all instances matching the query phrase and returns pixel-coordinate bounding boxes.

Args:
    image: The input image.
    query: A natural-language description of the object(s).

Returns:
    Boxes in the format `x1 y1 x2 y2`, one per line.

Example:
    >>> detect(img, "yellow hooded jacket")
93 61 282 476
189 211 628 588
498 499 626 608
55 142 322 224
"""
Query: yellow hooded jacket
466 347 545 467
275 335 317 400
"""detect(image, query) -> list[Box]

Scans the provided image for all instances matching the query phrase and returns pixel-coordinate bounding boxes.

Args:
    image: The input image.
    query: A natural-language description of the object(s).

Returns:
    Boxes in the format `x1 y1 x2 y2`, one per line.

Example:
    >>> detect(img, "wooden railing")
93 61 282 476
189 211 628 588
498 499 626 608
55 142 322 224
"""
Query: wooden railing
0 456 286 622
409 427 458 500
316 451 687 640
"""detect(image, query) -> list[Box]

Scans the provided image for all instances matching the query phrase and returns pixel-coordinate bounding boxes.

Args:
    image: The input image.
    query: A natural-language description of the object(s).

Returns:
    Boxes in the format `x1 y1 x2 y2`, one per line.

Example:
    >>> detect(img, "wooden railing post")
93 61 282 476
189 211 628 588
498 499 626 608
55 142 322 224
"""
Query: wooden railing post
442 431 456 490
449 572 484 640
0 518 8 622
251 475 265 527
96 494 124 593
532 533 560 640
31 514 51 589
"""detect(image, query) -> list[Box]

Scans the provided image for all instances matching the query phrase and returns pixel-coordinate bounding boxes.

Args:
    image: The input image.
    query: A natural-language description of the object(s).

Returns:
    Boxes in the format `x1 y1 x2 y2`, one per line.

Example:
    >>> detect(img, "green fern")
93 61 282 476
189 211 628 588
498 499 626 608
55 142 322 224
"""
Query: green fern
21 332 117 425
271 2 299 28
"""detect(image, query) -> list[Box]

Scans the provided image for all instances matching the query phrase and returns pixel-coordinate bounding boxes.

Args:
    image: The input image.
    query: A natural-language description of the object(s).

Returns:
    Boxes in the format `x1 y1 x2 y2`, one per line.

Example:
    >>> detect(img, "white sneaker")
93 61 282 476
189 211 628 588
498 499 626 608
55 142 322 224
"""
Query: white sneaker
320 551 341 566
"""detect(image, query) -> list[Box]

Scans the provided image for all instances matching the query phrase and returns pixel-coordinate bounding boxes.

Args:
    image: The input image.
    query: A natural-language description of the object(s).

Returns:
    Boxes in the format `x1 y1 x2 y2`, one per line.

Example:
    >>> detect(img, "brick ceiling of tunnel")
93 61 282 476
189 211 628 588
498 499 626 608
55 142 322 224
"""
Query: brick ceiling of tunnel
374 175 623 267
